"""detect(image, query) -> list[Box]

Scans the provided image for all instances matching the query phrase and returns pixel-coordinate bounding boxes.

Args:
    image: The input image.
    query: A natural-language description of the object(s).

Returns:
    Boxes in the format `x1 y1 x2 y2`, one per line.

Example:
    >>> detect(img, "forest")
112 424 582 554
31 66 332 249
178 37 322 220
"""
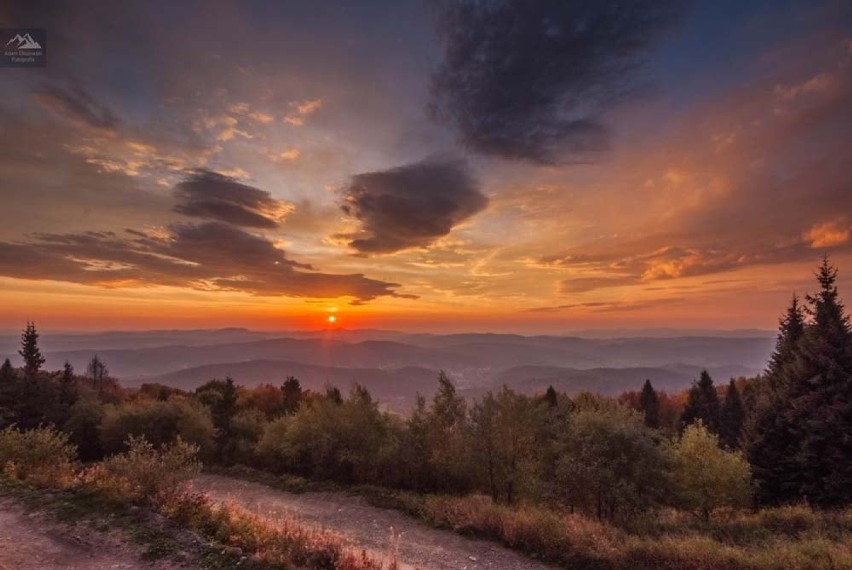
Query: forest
1 258 851 569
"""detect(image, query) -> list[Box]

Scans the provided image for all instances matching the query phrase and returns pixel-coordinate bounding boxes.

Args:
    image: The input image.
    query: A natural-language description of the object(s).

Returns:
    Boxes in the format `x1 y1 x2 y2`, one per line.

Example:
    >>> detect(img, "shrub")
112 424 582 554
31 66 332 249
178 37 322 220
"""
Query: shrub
0 425 77 487
672 421 752 521
100 397 215 458
225 408 267 466
84 435 200 504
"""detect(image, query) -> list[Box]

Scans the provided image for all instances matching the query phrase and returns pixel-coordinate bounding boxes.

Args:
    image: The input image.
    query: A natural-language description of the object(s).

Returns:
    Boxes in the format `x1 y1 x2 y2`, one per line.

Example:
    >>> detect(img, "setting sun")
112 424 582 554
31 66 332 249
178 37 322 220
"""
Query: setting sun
327 315 336 324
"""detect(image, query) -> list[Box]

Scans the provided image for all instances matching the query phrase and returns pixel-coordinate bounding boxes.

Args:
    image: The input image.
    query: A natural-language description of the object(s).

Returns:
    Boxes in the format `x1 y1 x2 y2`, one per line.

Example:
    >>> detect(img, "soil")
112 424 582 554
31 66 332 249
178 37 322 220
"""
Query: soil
193 474 556 570
0 498 175 570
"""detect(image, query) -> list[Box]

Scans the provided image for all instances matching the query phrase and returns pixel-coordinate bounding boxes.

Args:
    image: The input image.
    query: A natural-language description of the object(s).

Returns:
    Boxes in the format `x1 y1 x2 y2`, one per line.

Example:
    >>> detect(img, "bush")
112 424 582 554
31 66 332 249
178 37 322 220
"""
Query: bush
100 397 214 458
84 436 200 504
672 422 752 521
256 415 291 472
0 426 77 487
225 408 267 466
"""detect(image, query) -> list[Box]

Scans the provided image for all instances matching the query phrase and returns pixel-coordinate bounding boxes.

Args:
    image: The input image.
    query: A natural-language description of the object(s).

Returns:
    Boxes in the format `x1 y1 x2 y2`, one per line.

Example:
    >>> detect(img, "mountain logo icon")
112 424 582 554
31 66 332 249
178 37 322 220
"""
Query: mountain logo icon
5 33 42 50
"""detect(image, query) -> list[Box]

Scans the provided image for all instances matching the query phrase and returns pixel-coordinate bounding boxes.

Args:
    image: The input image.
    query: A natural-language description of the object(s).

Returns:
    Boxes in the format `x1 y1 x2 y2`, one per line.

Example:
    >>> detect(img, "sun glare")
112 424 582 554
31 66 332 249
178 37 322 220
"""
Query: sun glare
328 315 336 324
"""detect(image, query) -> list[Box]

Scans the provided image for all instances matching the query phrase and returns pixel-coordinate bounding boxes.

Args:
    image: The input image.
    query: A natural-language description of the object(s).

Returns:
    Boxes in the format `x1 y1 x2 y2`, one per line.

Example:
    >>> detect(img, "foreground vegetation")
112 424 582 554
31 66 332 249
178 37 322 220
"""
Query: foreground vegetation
0 427 395 570
1 258 851 568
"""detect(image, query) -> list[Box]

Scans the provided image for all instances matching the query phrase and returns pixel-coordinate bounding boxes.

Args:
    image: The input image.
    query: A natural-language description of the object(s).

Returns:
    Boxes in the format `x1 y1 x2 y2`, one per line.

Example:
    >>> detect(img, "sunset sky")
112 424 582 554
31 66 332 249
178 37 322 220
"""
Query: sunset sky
1 0 850 333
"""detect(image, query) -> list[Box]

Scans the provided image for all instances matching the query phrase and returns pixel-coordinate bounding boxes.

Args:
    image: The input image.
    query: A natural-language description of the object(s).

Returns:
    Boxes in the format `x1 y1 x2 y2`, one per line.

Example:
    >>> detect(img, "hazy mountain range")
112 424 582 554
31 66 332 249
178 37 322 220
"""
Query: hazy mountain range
0 328 775 410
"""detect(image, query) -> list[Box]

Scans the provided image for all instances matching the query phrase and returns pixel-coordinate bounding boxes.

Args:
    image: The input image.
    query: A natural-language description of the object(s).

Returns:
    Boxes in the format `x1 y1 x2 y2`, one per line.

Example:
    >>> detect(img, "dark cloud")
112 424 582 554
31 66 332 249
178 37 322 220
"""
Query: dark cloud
340 157 487 254
428 0 684 164
173 169 291 228
33 85 119 132
0 222 407 303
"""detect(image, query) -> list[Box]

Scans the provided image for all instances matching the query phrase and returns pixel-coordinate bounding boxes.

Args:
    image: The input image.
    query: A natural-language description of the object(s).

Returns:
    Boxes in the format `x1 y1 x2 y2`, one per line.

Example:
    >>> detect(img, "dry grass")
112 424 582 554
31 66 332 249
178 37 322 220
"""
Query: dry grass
374 490 852 570
160 491 397 569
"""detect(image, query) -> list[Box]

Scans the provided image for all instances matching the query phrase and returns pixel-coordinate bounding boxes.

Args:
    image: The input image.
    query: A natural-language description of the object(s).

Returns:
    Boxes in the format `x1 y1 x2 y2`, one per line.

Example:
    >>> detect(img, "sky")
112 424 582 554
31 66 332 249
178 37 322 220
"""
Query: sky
0 0 850 333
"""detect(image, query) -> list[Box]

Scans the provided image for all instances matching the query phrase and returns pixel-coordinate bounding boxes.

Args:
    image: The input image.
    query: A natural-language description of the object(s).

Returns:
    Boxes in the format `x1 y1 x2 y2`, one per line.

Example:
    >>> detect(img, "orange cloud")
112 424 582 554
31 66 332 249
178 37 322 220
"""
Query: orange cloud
283 99 323 126
804 220 850 248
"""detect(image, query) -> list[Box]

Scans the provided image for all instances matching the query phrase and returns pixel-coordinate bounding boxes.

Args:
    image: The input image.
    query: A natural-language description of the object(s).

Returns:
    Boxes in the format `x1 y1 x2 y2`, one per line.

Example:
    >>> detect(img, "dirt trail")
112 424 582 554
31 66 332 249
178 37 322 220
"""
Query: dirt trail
0 499 171 570
193 474 556 570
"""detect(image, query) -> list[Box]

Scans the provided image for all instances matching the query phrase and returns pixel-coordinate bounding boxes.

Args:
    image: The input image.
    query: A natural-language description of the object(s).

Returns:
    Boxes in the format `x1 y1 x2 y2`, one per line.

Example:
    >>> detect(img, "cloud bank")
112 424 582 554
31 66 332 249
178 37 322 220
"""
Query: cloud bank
0 222 404 302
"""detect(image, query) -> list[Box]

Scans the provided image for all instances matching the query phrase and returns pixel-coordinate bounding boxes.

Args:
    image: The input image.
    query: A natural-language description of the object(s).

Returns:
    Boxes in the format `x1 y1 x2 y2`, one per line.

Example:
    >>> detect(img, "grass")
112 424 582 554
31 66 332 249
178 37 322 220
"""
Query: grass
215 465 852 570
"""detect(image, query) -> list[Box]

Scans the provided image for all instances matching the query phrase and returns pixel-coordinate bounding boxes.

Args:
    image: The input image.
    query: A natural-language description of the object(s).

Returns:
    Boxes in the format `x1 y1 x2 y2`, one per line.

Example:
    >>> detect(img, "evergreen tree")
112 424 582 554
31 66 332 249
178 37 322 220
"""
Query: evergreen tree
0 358 13 382
745 294 807 505
280 376 303 414
544 385 558 408
785 257 852 506
639 379 660 428
18 322 45 378
719 380 744 449
196 376 239 463
766 294 806 384
680 370 721 433
59 361 78 409
0 358 17 427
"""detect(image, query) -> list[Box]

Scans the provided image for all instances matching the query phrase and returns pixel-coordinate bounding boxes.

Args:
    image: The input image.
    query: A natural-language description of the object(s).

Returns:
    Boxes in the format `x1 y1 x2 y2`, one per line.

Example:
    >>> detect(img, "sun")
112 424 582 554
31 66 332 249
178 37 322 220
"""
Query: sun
327 315 336 324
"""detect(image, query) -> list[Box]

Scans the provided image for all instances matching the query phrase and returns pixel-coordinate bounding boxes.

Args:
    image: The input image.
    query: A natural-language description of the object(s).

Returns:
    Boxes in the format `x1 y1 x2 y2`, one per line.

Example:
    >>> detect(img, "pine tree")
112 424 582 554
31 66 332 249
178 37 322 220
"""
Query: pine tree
544 385 558 408
745 294 808 505
59 361 78 409
639 379 660 428
18 322 45 378
0 358 17 427
680 370 721 432
785 257 852 507
280 376 303 414
0 359 13 382
719 380 744 449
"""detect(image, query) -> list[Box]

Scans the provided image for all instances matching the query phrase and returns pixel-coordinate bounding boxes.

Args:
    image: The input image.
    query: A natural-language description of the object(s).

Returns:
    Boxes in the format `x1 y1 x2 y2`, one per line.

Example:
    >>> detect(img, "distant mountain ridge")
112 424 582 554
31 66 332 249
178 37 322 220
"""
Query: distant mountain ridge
0 329 774 411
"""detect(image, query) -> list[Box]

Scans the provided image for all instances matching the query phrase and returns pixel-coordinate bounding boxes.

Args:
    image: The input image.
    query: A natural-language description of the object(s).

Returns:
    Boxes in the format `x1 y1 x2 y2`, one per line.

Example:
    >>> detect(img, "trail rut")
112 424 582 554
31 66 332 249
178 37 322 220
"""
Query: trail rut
193 474 556 570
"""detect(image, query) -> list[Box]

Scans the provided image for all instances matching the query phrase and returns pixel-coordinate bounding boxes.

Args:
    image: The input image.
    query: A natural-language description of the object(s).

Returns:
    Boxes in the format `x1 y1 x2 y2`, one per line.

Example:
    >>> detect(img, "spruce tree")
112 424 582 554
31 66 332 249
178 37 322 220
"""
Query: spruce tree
785 257 852 506
745 294 808 505
544 385 558 408
719 380 744 449
18 322 45 378
0 358 13 382
280 376 303 414
680 370 721 432
639 379 660 428
0 358 16 427
59 361 78 409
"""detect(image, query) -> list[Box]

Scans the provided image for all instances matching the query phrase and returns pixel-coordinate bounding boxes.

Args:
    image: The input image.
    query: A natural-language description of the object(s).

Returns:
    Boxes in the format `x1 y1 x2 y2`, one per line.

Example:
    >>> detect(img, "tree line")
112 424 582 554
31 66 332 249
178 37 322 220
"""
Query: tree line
1 258 850 518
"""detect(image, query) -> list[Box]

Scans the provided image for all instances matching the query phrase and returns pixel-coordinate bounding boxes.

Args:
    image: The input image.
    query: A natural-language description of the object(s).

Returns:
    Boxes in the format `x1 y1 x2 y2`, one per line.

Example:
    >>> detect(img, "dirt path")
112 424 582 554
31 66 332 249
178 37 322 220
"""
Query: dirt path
193 474 556 570
0 499 172 570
